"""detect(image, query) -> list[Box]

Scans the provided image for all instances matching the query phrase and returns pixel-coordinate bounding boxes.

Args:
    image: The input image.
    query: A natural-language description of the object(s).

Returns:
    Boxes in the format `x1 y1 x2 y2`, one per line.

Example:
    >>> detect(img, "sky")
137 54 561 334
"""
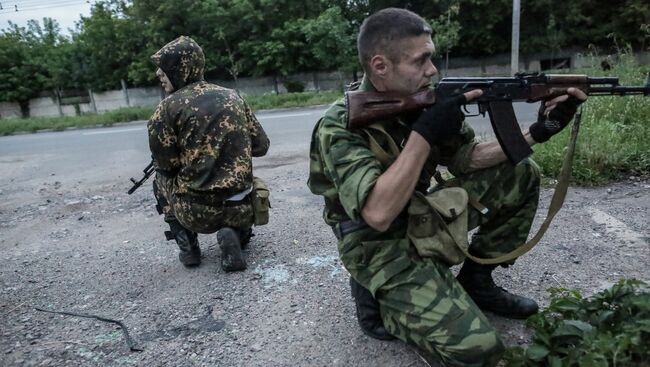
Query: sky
0 0 93 35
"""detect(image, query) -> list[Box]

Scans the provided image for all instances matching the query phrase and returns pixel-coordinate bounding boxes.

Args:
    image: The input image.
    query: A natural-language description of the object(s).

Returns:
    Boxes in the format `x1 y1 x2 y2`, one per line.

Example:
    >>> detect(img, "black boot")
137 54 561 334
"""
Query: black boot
236 227 253 249
349 277 395 341
168 220 201 267
457 260 538 319
217 227 247 272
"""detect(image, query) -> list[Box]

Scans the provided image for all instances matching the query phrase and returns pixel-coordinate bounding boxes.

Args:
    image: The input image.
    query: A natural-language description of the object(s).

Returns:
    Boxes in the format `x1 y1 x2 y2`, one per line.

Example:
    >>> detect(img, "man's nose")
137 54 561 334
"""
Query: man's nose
425 60 437 78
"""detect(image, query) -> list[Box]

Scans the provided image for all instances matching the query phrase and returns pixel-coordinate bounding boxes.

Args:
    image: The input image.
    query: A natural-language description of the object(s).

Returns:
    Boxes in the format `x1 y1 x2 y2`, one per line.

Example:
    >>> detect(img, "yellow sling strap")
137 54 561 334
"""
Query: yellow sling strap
361 123 401 168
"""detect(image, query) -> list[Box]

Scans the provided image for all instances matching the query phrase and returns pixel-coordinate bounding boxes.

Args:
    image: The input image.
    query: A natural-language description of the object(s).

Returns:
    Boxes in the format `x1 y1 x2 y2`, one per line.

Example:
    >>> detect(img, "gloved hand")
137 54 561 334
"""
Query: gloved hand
529 95 583 143
411 94 466 147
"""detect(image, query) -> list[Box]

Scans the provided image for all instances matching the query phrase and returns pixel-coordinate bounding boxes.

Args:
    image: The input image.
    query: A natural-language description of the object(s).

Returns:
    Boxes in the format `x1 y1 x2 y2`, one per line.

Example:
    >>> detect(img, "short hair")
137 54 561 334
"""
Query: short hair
357 8 432 74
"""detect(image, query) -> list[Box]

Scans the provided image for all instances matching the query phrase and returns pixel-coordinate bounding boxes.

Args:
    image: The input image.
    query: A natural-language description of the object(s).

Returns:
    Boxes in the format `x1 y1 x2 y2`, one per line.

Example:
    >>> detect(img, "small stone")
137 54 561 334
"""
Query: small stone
250 344 262 352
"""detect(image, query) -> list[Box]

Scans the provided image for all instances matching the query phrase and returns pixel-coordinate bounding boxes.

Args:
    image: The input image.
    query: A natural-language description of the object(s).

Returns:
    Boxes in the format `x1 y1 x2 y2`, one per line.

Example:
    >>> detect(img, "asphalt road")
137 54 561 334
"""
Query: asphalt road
0 102 540 188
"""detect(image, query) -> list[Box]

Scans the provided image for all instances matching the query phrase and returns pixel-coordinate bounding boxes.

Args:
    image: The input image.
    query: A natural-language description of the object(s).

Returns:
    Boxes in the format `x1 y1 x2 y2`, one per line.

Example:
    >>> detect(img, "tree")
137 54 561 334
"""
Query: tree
428 3 461 76
74 2 142 90
303 7 356 71
0 19 68 117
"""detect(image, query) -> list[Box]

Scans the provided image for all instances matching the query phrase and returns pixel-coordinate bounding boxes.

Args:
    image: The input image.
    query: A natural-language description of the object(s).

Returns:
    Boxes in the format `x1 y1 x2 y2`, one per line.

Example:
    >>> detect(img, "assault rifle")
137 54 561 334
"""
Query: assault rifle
346 72 650 164
127 160 154 194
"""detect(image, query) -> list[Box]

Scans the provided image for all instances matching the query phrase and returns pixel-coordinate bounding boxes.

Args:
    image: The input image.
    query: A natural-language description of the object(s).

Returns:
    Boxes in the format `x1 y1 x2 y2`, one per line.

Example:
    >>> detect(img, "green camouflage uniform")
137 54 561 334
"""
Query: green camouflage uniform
308 77 540 367
149 36 269 234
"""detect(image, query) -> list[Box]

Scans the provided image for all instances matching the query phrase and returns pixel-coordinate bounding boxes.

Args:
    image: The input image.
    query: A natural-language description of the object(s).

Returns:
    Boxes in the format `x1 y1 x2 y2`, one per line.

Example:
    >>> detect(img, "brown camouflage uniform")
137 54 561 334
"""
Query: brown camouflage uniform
148 36 269 234
308 76 540 366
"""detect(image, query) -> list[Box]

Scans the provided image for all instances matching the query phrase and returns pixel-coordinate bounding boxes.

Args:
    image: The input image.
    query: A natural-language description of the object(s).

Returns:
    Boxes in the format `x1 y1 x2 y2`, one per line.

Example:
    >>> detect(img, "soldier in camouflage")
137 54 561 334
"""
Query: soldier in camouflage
308 8 586 366
149 36 269 272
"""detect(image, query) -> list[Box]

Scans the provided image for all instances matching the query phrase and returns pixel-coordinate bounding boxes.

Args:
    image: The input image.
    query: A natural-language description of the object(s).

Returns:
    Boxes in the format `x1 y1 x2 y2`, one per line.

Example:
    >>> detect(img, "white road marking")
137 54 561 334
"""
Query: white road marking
590 207 648 247
82 127 145 136
258 112 314 120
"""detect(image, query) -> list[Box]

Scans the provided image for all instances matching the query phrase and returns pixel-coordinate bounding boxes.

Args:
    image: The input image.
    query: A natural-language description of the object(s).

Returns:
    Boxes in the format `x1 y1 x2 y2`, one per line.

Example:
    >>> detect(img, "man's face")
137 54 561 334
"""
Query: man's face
155 68 174 93
377 34 437 94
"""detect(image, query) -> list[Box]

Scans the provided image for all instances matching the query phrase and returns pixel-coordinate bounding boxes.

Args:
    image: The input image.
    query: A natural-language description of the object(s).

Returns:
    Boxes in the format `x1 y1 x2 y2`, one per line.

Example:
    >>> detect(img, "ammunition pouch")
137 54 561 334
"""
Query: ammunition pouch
251 176 270 226
407 188 469 265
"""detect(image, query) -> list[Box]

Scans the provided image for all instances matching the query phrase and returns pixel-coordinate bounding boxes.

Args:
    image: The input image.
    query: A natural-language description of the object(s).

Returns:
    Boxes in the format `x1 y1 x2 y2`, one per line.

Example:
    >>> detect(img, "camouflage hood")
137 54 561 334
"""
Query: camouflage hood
151 36 205 91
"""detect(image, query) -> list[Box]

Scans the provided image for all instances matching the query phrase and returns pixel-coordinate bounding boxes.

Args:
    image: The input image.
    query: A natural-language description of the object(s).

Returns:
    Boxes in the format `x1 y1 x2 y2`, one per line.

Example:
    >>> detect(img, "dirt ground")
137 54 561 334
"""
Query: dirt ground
1 152 648 366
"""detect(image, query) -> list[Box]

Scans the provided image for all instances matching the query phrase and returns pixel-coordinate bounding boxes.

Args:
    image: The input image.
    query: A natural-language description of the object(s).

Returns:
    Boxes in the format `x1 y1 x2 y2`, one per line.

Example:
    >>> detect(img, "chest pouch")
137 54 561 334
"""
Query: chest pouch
407 188 469 265
251 176 270 226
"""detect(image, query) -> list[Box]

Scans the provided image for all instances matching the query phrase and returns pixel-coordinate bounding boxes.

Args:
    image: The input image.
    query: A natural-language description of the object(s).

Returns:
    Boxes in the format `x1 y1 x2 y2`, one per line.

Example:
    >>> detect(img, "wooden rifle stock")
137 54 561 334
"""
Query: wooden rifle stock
345 89 435 129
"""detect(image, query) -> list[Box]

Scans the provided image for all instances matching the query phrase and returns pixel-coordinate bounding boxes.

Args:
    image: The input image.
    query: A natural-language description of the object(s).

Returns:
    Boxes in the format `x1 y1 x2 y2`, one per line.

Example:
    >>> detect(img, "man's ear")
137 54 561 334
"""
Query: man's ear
369 55 390 78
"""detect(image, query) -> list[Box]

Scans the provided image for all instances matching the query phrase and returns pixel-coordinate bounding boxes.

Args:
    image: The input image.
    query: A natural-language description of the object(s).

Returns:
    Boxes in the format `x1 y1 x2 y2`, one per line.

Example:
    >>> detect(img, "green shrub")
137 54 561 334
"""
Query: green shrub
284 80 306 93
504 279 650 367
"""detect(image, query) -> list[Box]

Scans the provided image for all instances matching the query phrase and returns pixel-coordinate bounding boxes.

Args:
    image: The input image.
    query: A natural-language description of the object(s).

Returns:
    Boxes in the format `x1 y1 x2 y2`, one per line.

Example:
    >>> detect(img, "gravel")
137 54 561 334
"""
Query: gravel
1 154 648 366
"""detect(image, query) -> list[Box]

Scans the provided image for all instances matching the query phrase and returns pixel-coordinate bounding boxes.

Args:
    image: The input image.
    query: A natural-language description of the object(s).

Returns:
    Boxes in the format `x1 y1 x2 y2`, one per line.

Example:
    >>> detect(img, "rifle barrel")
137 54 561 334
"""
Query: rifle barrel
587 77 619 85
588 86 650 95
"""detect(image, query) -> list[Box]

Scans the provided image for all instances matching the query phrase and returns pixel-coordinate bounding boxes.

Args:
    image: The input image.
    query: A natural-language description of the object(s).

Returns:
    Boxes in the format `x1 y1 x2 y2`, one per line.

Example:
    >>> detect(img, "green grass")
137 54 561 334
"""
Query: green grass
0 90 341 136
533 54 650 185
0 106 155 135
244 90 341 110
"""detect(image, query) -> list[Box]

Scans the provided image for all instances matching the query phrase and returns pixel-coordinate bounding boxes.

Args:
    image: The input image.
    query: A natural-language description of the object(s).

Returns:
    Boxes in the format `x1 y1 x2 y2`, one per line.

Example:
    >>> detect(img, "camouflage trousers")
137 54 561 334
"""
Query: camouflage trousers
153 173 254 234
339 159 540 367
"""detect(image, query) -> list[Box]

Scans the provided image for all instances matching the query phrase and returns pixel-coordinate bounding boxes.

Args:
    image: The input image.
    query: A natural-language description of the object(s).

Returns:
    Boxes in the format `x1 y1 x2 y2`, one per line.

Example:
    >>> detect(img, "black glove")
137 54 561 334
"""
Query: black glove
529 96 583 143
411 94 466 147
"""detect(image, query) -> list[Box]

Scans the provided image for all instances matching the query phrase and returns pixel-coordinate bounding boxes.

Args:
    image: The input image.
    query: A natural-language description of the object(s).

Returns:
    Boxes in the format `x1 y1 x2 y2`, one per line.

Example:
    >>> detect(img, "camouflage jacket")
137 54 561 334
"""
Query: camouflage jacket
308 76 478 228
148 36 269 202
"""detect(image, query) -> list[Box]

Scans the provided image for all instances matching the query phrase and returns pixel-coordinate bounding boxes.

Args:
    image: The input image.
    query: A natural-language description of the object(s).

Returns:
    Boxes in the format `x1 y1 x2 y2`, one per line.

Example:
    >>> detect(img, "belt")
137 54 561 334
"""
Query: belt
332 220 370 241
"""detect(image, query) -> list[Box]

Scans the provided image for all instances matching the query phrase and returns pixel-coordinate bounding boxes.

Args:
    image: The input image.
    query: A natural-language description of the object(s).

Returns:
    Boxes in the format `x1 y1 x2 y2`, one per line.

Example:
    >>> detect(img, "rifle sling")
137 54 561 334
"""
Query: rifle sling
447 108 583 265
360 124 400 168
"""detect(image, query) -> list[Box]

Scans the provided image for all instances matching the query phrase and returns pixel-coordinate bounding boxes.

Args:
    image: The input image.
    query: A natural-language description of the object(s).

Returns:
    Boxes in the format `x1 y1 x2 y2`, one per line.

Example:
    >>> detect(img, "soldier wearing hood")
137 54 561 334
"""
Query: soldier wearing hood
148 36 270 271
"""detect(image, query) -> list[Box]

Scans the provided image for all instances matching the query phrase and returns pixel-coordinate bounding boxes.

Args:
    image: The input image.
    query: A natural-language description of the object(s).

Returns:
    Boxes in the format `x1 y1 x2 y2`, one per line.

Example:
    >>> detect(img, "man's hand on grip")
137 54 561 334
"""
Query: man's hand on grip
411 89 482 147
530 87 587 143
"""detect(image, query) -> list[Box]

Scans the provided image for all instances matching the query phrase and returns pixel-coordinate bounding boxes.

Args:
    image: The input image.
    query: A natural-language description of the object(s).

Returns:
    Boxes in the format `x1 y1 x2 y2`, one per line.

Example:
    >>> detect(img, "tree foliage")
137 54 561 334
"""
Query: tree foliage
1 0 649 108
0 19 69 116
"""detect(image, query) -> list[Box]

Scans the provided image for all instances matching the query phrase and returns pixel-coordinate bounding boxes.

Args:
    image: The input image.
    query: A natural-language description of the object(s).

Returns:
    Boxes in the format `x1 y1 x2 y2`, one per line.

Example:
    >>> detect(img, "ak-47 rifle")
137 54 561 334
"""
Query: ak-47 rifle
127 160 155 194
345 72 650 164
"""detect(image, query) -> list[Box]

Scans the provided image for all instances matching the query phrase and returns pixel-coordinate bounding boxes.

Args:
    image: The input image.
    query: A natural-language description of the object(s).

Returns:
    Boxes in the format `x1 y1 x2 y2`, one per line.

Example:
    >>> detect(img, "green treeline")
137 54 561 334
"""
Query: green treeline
2 0 649 116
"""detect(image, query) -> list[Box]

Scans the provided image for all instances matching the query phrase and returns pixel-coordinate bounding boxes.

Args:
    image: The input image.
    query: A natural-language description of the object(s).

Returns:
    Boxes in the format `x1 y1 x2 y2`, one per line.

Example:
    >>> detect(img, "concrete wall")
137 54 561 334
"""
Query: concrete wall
0 70 351 119
2 50 648 119
0 102 22 119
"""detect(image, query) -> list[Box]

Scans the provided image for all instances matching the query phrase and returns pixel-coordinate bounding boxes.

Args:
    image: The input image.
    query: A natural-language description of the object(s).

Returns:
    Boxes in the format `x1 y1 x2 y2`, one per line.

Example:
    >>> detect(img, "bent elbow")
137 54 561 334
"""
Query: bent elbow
362 210 392 233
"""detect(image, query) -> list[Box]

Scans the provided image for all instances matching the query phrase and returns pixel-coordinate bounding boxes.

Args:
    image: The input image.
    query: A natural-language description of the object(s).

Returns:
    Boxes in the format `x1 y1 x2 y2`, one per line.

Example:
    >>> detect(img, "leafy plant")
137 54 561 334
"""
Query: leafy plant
505 279 650 366
284 80 306 93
